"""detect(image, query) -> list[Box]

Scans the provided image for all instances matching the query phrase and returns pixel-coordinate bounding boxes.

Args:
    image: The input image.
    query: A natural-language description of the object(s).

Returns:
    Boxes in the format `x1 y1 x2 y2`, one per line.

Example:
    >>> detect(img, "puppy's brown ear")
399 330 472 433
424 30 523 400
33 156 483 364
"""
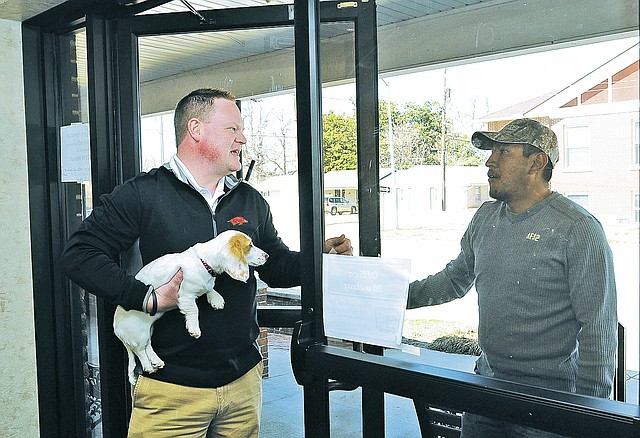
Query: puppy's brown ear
227 234 250 281
229 234 248 266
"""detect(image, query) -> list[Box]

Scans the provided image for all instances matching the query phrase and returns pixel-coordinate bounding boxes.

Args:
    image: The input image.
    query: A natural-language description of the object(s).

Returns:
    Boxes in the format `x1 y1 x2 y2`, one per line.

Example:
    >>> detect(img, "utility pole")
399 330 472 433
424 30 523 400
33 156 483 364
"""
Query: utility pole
441 70 450 211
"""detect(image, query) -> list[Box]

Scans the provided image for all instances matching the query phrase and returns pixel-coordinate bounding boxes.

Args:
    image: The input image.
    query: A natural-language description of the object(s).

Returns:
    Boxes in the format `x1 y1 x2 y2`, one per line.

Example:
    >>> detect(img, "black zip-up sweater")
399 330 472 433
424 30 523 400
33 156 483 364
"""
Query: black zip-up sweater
62 166 300 387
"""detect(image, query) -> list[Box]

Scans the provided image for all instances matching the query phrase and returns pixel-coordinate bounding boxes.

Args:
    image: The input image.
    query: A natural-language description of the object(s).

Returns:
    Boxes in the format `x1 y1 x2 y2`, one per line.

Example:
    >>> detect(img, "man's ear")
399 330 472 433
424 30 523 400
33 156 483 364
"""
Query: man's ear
186 118 202 140
529 152 549 174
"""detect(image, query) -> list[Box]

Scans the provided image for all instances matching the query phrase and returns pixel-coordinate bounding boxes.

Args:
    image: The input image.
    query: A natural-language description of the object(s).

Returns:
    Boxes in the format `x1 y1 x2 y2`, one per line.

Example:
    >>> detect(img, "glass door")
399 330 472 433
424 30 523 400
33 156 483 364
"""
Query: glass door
123 1 376 436
55 27 102 437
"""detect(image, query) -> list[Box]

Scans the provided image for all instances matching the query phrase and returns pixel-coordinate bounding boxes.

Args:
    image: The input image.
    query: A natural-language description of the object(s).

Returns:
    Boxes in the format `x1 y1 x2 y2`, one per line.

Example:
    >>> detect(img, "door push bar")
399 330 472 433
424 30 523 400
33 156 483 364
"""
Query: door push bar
291 319 360 392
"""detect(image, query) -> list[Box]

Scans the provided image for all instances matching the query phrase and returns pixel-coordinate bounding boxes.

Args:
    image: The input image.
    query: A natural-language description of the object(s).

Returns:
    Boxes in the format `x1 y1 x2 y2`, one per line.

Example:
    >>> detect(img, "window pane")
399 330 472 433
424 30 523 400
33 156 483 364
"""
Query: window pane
567 194 589 209
567 147 590 168
377 33 639 409
634 120 639 166
565 125 590 168
141 113 176 172
60 28 103 437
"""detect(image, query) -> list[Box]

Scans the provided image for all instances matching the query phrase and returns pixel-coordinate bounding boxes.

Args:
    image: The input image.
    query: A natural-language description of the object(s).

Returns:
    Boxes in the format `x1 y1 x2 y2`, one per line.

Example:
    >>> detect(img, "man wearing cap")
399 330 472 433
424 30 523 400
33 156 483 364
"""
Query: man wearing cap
408 119 617 437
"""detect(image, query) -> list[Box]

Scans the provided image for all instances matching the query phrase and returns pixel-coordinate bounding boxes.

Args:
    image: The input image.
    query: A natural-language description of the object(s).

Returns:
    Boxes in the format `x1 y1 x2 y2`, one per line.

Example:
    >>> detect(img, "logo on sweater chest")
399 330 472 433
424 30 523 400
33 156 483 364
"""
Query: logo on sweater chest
228 216 248 226
526 232 541 241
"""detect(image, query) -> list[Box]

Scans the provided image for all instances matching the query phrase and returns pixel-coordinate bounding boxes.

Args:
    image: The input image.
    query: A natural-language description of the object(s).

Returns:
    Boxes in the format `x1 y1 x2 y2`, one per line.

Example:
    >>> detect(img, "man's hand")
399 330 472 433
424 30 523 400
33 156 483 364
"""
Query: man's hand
325 234 353 256
147 269 183 313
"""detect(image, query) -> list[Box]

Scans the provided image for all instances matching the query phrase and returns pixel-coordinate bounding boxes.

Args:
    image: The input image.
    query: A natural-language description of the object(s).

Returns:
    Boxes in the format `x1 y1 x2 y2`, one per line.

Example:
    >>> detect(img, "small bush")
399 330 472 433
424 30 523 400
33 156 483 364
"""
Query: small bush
427 335 481 356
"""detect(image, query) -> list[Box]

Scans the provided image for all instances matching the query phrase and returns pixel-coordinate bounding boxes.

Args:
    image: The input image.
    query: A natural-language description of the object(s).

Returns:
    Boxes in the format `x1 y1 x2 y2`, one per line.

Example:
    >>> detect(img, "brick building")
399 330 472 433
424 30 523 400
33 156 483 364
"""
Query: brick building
480 43 639 224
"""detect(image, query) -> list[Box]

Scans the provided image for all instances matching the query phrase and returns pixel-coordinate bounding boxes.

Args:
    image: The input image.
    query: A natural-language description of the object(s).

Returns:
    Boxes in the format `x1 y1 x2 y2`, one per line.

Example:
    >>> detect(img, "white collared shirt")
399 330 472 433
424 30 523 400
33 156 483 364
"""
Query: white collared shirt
167 155 225 211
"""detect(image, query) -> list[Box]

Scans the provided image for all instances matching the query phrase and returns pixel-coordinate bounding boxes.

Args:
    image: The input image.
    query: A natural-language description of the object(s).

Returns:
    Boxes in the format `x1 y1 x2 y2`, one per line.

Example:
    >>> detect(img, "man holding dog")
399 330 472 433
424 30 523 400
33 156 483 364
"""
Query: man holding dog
407 119 617 437
62 88 352 437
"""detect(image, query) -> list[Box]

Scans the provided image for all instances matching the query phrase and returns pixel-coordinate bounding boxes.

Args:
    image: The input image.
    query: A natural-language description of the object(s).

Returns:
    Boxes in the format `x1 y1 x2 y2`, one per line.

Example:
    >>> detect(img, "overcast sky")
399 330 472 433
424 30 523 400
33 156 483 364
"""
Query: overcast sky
322 35 639 135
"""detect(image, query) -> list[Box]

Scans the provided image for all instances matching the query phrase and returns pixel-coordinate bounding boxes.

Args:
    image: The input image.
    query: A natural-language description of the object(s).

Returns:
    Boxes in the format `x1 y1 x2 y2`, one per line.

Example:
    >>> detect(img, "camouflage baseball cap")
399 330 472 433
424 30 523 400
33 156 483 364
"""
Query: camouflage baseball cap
472 118 559 167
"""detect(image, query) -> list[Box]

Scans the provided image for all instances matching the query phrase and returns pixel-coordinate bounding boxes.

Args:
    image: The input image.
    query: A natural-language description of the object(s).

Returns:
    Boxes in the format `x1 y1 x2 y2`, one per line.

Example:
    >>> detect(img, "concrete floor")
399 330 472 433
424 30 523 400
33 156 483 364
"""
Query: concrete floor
260 337 423 438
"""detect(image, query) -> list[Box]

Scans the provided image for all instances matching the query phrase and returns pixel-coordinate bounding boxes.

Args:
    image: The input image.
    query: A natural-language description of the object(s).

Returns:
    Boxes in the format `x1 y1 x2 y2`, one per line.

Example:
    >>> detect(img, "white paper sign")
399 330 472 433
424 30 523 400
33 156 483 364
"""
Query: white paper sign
61 123 91 182
323 254 411 348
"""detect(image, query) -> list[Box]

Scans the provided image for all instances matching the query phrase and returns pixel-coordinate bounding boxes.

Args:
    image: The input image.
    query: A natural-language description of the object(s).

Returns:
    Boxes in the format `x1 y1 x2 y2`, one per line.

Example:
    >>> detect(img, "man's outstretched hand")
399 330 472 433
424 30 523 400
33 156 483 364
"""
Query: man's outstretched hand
325 234 353 256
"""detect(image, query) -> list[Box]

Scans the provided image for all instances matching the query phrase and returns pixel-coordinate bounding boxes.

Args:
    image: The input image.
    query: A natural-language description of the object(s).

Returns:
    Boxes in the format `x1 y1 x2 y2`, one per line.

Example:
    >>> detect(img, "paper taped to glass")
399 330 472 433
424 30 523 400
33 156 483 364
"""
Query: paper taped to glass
322 254 411 348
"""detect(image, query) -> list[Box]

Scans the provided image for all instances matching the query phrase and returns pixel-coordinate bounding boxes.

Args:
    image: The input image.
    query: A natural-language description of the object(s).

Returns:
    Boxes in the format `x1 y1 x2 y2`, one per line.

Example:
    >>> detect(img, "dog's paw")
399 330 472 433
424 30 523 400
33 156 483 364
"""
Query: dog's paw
145 358 164 374
186 321 202 339
151 358 165 370
207 293 225 310
210 301 225 310
141 363 156 373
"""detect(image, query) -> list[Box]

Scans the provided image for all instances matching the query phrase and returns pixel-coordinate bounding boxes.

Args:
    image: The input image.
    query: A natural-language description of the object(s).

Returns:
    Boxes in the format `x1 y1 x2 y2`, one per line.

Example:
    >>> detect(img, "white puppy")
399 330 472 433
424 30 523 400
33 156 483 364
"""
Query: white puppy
113 230 268 384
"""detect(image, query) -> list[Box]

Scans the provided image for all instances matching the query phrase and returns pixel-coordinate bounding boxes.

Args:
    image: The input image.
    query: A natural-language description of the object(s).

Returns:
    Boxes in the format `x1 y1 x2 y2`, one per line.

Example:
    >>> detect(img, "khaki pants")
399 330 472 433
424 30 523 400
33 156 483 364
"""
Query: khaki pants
128 363 263 438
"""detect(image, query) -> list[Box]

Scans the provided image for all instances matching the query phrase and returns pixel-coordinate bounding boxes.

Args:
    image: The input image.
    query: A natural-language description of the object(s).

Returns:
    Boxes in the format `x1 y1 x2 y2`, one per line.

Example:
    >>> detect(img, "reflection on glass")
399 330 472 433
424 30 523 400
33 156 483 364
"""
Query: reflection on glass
243 93 300 251
375 37 638 406
139 26 303 388
65 28 103 437
141 113 176 172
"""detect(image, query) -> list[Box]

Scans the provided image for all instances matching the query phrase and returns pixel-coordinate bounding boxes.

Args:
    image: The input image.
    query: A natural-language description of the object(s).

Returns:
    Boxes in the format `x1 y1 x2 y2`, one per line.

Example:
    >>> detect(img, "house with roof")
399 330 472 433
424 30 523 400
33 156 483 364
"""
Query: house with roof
255 165 489 231
254 170 360 207
324 169 360 203
478 43 639 224
380 165 490 229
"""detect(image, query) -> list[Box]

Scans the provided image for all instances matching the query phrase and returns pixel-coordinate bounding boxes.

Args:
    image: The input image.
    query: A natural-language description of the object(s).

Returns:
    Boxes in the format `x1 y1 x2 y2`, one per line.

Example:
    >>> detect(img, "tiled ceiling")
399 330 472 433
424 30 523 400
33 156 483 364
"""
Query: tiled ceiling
135 0 485 83
136 20 352 83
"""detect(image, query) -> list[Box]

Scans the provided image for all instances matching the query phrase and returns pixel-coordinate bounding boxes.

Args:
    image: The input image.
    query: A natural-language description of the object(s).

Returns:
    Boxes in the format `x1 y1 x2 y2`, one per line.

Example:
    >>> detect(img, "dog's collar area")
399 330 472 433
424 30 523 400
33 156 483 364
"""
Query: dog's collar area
200 259 218 277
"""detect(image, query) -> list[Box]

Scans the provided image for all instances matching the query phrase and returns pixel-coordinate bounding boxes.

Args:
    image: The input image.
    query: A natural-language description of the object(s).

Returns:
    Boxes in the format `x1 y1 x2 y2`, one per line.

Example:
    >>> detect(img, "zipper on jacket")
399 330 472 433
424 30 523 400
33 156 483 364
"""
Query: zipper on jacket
210 175 241 237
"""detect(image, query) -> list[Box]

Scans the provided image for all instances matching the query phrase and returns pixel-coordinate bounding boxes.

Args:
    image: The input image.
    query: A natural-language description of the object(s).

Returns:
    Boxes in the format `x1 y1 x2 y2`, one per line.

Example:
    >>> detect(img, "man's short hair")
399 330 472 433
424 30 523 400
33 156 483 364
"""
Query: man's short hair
174 88 236 145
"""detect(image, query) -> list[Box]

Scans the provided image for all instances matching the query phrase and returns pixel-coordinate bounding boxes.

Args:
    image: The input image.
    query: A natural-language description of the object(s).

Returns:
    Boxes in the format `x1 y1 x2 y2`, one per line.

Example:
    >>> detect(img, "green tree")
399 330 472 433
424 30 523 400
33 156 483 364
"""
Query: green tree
379 100 482 169
322 111 358 172
447 132 483 166
380 100 442 169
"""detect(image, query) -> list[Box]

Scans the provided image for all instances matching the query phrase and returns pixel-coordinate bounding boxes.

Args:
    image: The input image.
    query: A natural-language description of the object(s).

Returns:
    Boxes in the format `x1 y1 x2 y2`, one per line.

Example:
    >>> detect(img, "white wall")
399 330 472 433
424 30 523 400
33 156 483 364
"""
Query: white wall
0 18 40 437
